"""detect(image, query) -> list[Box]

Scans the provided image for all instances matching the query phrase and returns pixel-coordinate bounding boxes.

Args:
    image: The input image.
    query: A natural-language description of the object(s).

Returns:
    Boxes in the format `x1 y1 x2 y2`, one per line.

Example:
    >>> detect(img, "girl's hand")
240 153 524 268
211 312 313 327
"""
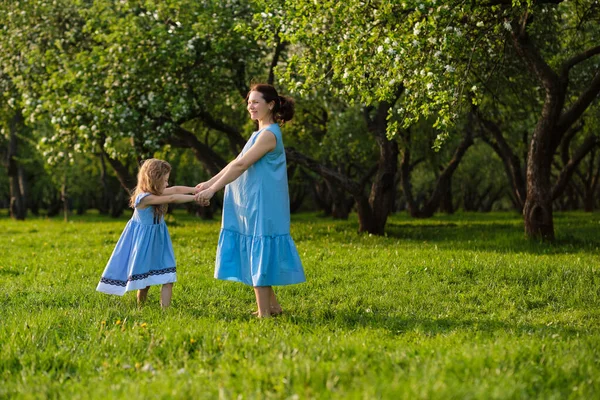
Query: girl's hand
194 182 209 193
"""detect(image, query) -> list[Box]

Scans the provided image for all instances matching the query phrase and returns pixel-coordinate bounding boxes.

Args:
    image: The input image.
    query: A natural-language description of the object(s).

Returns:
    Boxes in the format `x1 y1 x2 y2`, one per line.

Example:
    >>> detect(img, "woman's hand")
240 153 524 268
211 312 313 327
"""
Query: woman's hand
194 182 209 193
195 187 216 203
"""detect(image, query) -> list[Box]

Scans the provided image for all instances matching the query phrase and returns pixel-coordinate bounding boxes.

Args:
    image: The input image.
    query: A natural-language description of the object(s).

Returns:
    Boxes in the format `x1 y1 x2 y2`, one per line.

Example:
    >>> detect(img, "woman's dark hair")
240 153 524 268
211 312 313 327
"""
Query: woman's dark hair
247 83 295 124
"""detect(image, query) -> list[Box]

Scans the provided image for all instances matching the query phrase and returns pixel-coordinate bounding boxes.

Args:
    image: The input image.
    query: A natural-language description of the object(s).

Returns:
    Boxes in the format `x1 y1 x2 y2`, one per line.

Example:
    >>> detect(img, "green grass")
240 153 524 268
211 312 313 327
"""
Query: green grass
1 210 599 399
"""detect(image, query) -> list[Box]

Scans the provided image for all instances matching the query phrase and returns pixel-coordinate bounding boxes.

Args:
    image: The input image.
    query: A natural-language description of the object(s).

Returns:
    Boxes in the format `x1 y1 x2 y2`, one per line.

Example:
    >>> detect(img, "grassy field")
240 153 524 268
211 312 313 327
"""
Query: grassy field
1 210 599 399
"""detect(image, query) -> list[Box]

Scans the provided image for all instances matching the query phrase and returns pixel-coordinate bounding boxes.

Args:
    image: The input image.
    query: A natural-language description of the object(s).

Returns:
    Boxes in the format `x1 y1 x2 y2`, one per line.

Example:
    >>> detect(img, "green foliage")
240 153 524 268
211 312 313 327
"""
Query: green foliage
251 0 599 148
1 212 599 398
0 0 264 164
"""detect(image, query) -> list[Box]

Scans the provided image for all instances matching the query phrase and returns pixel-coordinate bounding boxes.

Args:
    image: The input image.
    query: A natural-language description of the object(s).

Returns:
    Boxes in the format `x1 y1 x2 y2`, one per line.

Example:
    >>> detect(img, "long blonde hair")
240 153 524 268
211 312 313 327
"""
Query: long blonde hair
129 159 171 219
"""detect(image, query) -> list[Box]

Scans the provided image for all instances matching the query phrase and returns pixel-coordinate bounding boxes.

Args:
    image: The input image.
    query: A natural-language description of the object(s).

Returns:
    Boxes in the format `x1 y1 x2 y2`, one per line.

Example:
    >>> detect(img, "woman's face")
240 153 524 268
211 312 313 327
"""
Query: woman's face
247 91 272 121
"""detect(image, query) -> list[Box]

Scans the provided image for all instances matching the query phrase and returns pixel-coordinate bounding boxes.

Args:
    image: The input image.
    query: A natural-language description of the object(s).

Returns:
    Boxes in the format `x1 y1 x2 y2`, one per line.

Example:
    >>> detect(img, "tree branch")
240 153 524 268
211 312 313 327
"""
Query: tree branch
557 71 600 133
98 137 136 193
552 134 599 199
194 109 246 152
561 45 600 74
510 16 560 90
475 109 527 207
560 122 583 164
167 126 227 175
285 147 363 196
233 62 249 100
422 115 475 212
268 36 287 86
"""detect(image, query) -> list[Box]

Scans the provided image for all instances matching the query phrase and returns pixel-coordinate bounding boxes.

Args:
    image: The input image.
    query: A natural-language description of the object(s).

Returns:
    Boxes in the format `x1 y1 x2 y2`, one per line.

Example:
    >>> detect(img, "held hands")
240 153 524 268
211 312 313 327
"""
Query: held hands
195 187 216 205
194 182 211 206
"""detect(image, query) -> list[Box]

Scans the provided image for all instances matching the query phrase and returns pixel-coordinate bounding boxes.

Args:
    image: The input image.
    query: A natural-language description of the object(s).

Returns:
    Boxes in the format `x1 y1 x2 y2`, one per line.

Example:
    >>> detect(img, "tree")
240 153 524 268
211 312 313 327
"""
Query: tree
0 0 268 192
399 113 476 218
260 0 600 240
0 73 28 220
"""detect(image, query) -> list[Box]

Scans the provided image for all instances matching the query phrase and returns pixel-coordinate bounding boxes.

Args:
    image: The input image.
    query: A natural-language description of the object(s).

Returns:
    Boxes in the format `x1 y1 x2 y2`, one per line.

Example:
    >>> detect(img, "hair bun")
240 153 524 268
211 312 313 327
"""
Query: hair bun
276 95 294 123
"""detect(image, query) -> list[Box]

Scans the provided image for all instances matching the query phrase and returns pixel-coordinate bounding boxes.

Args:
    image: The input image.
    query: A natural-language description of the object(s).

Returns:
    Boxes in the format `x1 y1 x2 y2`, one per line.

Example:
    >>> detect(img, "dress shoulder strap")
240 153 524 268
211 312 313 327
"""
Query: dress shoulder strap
134 192 152 208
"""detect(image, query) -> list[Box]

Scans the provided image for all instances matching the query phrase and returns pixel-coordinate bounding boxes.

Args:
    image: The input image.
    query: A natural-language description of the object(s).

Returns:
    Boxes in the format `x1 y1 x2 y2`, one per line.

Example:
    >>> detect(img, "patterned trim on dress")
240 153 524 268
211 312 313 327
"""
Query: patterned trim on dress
100 267 177 287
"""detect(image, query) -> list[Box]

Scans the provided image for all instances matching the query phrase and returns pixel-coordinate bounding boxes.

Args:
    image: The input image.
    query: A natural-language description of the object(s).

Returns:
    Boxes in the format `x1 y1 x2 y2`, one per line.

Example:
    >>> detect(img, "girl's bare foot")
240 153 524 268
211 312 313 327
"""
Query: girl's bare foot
137 286 150 306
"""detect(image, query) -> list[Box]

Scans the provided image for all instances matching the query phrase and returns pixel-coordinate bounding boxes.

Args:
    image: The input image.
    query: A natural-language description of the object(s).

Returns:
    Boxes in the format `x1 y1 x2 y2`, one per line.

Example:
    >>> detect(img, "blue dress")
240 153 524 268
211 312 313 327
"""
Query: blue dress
215 123 306 286
96 193 177 295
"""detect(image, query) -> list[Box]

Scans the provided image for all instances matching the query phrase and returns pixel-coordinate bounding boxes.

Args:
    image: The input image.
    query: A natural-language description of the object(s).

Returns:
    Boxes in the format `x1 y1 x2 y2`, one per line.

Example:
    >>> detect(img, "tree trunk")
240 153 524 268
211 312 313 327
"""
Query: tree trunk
325 178 352 220
359 102 398 234
284 100 400 235
365 136 398 233
98 152 110 214
523 106 559 241
61 167 69 222
439 179 454 214
46 192 62 217
354 195 375 233
7 111 26 220
583 190 594 212
523 172 554 240
510 19 600 240
311 178 333 216
110 187 126 218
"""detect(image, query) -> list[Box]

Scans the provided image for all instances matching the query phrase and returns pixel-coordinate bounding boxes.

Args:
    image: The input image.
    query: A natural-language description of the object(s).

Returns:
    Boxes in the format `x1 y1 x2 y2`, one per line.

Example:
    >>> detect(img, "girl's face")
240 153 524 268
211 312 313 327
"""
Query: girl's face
160 173 170 194
247 91 273 121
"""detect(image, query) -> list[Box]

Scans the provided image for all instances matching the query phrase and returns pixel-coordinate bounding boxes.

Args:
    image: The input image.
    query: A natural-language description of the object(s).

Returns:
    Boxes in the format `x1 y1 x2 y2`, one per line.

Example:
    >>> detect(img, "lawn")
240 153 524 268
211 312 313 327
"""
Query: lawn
1 210 599 399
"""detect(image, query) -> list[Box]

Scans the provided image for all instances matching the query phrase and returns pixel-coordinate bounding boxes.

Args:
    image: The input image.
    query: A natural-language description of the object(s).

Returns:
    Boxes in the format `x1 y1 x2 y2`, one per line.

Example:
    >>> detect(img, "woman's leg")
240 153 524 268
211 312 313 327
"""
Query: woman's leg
252 287 283 316
161 283 173 308
137 286 150 306
254 286 272 317
268 287 283 314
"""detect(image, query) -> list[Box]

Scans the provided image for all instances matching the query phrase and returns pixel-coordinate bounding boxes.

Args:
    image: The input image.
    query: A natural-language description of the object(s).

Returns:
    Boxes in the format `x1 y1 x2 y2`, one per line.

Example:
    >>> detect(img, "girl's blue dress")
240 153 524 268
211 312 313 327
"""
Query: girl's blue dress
215 123 306 286
96 193 177 295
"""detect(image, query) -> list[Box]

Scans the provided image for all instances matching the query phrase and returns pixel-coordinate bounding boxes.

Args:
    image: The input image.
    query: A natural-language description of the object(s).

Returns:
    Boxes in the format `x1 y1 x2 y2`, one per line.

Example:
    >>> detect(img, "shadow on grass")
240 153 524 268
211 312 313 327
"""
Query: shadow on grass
282 310 586 339
292 217 600 255
0 269 21 276
172 304 589 341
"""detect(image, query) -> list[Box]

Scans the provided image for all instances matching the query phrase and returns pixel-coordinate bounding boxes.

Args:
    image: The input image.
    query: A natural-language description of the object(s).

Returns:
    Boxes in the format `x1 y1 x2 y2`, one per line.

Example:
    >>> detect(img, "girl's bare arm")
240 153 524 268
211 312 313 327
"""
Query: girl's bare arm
139 194 196 207
162 186 196 195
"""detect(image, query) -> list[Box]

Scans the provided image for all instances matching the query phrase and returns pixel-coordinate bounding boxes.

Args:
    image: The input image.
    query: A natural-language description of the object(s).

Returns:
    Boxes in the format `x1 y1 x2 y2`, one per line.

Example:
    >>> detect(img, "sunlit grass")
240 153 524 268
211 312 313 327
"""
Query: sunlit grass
1 210 599 399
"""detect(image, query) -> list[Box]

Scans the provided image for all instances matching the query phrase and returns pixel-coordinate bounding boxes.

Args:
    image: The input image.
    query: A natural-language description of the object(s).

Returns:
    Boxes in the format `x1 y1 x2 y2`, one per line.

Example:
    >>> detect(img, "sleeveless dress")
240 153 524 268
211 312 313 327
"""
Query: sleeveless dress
215 123 306 286
96 193 177 295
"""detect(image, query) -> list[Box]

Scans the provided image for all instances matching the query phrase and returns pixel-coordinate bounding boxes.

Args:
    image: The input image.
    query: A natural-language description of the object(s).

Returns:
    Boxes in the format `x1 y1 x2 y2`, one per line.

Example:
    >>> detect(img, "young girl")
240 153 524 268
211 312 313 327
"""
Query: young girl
96 158 204 308
195 83 306 317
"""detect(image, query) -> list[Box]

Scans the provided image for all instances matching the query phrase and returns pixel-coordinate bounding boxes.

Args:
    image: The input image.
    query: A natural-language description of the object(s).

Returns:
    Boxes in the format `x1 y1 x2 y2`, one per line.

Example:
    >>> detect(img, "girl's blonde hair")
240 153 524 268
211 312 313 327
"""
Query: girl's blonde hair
129 159 171 219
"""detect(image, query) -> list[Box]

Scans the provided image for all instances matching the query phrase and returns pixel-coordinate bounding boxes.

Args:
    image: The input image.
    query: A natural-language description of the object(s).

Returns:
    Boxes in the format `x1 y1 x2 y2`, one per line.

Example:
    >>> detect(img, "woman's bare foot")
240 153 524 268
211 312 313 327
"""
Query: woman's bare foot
251 307 283 316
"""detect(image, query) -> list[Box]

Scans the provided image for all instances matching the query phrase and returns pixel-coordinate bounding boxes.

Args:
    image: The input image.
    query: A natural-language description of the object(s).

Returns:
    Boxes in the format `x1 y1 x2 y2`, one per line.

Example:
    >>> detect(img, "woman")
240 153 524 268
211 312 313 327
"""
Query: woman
195 83 306 317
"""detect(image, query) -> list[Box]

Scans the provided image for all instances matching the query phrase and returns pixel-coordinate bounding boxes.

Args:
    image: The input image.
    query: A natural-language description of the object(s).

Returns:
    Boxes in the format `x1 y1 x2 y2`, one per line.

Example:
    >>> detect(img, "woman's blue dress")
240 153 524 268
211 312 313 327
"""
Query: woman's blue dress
215 124 306 286
96 193 177 295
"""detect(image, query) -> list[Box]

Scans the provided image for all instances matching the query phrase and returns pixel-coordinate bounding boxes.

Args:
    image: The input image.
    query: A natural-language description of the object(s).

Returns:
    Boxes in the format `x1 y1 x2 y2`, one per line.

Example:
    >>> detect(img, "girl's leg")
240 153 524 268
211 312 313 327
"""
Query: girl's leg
137 286 150 306
253 286 272 317
161 283 173 308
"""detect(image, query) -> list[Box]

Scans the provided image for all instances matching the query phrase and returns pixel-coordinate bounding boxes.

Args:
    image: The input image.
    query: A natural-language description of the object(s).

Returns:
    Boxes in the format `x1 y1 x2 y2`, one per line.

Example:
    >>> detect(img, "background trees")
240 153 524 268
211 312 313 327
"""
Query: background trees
256 0 600 239
1 0 598 240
